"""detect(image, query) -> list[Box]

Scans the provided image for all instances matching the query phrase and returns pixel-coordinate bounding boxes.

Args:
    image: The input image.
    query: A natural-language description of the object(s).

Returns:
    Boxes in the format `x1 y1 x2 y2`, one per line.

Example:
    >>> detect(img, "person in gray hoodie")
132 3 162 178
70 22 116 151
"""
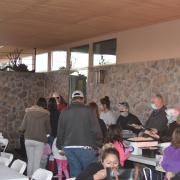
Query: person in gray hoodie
56 90 103 178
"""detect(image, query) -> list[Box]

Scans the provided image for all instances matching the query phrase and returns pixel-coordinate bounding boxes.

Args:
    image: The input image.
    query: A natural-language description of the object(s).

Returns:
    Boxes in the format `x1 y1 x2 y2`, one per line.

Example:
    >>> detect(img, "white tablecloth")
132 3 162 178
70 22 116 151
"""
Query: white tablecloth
128 154 165 173
128 154 158 166
0 165 28 180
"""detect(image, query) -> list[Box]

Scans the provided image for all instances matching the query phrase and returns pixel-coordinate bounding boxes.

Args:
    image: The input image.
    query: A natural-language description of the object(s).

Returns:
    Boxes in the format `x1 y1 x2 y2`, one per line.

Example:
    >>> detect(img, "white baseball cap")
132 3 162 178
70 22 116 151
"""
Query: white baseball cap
72 90 84 98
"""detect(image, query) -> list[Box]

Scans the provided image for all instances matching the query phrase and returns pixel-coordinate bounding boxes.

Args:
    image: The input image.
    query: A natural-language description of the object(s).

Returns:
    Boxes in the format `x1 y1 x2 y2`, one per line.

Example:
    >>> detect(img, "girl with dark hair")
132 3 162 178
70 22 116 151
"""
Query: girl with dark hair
161 127 180 180
48 97 60 138
100 96 116 126
76 146 120 180
59 95 68 111
105 125 132 167
20 97 50 177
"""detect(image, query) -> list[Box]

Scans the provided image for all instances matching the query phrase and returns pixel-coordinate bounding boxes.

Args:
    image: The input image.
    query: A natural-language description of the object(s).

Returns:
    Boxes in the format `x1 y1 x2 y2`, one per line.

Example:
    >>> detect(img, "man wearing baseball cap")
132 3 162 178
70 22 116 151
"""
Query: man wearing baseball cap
56 90 102 177
116 102 142 134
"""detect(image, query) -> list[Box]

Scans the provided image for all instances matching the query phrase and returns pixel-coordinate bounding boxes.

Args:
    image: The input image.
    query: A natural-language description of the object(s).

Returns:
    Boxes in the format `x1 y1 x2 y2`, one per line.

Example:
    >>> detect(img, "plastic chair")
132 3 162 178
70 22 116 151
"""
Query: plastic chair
0 152 14 164
143 167 152 180
0 132 3 138
0 156 11 166
11 159 27 174
0 138 8 152
32 168 53 180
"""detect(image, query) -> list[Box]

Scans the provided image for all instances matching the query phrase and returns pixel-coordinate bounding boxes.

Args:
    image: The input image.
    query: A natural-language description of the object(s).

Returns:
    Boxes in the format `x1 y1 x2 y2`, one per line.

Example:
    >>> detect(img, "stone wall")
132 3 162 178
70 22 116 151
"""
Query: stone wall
0 58 179 149
87 59 180 124
44 70 69 100
0 71 45 149
0 70 69 150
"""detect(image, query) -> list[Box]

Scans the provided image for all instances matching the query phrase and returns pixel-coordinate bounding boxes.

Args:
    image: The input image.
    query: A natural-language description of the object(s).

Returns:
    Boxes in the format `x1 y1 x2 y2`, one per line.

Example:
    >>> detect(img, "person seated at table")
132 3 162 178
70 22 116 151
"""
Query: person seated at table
99 96 116 126
76 146 120 180
139 94 168 140
133 94 168 180
161 127 180 180
161 107 180 142
116 102 142 135
144 106 180 142
105 125 133 167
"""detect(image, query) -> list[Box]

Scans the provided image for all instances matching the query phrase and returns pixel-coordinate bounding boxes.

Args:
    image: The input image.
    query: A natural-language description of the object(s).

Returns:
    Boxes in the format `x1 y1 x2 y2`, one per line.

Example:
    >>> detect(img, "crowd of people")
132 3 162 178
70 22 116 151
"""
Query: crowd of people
19 91 180 180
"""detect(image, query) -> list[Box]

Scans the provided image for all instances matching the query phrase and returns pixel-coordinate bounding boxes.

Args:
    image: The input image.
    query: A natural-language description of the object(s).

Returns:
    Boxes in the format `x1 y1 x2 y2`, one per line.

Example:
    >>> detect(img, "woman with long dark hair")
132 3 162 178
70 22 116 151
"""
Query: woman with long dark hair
48 97 60 138
100 96 116 126
89 102 107 142
52 92 67 112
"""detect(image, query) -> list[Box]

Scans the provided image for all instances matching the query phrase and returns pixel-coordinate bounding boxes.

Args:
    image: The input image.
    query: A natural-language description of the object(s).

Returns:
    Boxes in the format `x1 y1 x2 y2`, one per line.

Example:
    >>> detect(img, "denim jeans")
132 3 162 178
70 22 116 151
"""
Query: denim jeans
64 148 98 177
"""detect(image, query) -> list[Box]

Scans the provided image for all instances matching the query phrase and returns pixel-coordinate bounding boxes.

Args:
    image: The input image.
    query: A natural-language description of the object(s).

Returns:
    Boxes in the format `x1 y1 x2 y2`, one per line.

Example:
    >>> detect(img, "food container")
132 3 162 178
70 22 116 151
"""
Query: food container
126 137 158 155
127 137 158 147
142 147 158 158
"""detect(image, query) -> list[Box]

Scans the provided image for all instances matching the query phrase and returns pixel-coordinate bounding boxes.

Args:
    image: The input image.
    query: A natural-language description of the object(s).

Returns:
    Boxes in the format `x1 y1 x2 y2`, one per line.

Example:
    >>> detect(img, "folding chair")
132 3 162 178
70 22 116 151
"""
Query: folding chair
32 168 53 180
0 152 13 164
143 167 152 180
11 159 27 174
0 138 8 152
0 156 11 166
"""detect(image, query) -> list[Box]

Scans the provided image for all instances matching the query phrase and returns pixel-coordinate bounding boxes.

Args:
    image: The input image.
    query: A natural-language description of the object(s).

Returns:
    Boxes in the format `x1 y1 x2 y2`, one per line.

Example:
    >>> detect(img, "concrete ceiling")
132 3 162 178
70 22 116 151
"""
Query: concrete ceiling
1 0 180 58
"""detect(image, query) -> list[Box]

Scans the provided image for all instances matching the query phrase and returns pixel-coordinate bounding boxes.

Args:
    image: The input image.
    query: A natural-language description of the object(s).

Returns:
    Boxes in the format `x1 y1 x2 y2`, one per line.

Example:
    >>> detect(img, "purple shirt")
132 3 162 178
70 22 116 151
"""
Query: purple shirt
161 145 180 173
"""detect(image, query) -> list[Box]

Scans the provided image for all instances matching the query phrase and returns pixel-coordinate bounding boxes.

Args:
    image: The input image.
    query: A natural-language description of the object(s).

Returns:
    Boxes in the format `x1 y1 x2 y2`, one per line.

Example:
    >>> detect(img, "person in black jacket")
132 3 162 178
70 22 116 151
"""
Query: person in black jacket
76 147 120 180
48 97 60 138
56 90 103 177
143 94 168 139
48 97 60 175
116 102 142 134
89 102 107 142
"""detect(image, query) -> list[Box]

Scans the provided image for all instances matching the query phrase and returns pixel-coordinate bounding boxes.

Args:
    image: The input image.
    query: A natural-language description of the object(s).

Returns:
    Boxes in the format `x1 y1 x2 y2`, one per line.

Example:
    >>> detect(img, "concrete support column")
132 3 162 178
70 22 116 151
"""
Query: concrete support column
32 48 36 71
66 48 71 70
48 51 52 72
88 43 93 68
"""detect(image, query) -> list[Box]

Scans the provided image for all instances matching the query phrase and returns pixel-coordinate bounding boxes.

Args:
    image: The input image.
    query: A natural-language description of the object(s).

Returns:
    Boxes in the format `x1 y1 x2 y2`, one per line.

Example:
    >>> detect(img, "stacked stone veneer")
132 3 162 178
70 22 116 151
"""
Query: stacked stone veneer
0 58 179 149
44 70 69 100
0 72 45 149
87 59 180 124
